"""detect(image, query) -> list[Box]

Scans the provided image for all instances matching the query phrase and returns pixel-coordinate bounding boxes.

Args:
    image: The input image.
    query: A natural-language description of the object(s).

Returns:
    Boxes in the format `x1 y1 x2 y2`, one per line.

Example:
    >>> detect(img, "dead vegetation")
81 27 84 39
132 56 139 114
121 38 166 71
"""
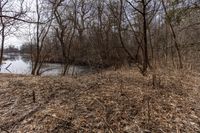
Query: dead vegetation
0 67 199 133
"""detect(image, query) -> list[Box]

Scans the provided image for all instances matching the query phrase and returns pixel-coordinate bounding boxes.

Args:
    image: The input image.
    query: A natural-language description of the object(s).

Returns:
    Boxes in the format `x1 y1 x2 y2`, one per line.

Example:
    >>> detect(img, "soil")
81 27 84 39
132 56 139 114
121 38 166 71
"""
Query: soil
0 67 199 133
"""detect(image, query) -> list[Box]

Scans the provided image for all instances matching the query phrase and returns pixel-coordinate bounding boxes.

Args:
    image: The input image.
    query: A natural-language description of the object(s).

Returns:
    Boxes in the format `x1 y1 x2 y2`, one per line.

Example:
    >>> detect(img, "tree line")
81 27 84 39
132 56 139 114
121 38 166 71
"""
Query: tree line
0 0 200 75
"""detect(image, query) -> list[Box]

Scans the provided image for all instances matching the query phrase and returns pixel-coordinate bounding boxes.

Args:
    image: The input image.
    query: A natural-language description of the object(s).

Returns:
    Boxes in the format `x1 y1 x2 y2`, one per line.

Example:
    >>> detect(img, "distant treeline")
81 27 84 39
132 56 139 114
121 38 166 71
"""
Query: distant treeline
4 45 20 53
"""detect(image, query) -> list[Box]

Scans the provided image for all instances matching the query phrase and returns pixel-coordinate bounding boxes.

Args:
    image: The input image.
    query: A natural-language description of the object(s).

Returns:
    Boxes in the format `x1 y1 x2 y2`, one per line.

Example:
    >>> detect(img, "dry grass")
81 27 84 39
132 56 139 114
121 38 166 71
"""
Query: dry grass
0 67 199 133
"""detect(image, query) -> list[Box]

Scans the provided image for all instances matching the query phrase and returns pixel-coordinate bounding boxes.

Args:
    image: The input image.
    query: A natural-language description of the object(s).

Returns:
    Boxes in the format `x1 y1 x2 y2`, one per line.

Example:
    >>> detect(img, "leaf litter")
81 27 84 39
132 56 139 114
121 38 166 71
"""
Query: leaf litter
0 67 199 132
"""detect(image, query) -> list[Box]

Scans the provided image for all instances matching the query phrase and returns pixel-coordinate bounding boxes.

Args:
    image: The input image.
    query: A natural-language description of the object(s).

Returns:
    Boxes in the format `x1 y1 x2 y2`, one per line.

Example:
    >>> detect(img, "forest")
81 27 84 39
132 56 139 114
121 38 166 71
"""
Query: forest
0 0 200 132
0 0 199 75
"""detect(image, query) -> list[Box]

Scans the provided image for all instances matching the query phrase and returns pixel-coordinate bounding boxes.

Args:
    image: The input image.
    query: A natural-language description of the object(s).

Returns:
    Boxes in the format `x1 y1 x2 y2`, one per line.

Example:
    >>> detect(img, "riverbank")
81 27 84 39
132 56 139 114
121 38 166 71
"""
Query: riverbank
0 67 199 132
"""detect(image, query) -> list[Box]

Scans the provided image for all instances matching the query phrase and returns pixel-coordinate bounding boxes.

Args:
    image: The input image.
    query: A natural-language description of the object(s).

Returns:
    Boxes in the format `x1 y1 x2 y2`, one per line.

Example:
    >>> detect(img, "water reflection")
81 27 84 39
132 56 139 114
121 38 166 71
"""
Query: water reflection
3 53 20 61
0 53 90 75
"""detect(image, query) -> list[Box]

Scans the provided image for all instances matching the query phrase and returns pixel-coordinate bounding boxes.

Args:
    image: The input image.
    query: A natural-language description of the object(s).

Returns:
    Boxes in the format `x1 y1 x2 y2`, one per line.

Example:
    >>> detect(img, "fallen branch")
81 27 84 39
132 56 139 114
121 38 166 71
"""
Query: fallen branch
0 106 41 130
0 127 9 133
5 63 12 70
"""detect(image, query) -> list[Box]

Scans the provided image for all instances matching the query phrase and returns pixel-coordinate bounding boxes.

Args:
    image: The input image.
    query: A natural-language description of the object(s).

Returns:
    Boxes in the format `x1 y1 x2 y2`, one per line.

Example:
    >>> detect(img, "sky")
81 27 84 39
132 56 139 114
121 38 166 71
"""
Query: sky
2 0 36 48
5 36 25 48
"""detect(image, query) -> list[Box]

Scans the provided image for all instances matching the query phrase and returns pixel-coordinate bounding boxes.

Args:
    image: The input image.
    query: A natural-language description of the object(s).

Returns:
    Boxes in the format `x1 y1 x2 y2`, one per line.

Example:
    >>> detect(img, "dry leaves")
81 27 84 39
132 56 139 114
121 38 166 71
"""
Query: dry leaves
0 67 199 132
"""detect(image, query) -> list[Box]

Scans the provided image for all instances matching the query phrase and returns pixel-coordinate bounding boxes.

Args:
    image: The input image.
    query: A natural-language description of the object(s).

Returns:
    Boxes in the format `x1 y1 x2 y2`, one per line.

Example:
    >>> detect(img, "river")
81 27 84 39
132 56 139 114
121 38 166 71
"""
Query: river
0 53 91 76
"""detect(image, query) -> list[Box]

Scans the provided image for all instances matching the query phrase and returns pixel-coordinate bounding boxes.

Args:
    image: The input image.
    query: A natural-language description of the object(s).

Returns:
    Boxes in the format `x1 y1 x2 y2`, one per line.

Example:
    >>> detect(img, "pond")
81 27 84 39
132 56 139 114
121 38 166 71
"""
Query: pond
0 53 91 76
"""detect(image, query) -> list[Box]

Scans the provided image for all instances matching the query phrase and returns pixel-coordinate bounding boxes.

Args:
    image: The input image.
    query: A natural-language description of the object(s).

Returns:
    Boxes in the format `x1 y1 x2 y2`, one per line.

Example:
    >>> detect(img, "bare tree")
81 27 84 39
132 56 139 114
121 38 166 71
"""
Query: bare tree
126 0 158 74
161 0 183 69
0 0 26 65
18 0 200 74
31 0 53 75
50 0 77 75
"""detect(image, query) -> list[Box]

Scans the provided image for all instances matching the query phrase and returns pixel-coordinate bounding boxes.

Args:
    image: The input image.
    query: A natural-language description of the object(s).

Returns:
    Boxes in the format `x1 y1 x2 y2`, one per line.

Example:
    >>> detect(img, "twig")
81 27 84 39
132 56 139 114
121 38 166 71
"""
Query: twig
0 106 41 130
44 114 69 122
5 63 12 70
0 127 9 133
32 90 36 103
94 98 114 133
102 117 114 133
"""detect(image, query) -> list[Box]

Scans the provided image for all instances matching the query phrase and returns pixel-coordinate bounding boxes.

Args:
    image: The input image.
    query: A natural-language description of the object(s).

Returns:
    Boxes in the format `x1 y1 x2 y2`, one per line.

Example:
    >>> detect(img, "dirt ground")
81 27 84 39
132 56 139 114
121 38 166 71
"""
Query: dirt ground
0 67 199 133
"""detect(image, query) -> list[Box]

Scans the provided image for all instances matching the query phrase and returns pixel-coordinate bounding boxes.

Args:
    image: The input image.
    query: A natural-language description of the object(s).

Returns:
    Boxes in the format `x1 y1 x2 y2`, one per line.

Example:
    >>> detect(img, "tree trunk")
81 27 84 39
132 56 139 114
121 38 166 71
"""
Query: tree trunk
0 1 5 65
31 0 40 75
142 0 149 74
161 0 183 69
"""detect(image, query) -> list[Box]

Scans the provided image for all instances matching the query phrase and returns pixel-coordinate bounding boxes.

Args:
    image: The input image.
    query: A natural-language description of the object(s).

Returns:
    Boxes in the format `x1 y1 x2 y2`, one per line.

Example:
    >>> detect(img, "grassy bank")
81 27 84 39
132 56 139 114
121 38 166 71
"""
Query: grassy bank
0 67 199 132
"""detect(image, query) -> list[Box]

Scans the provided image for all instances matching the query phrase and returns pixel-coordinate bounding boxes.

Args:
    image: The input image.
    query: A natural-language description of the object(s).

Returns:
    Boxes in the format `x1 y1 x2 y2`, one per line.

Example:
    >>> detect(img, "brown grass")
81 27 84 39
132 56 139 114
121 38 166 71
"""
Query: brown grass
0 67 199 132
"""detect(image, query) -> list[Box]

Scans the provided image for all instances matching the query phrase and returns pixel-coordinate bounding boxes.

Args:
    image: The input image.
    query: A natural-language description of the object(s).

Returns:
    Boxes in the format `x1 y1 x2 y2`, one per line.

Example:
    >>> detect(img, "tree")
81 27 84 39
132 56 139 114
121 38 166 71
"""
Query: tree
126 0 158 74
31 0 53 75
50 0 77 75
161 0 183 69
0 0 26 64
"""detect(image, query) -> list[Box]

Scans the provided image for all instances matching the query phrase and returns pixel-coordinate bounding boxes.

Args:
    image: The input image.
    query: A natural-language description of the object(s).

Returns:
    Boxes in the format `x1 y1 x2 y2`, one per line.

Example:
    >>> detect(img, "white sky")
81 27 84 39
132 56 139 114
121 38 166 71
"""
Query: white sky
5 36 25 48
3 0 36 48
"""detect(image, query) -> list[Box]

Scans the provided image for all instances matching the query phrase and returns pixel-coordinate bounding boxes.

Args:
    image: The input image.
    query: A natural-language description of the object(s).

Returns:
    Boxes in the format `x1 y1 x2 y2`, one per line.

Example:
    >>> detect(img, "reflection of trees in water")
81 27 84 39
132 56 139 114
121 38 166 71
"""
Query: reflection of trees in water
4 54 20 61
4 53 31 63
20 54 31 63
1 53 90 75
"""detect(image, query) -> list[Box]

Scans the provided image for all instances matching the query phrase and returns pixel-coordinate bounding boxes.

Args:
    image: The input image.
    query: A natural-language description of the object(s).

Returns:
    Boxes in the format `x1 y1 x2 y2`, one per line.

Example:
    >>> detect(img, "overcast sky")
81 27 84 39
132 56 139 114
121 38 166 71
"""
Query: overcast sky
3 0 36 48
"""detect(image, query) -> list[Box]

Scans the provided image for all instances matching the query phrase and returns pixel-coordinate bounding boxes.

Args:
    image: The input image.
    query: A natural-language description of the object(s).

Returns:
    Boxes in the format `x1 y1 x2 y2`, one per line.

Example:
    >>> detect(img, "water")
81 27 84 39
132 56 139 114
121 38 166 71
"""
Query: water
0 53 90 76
